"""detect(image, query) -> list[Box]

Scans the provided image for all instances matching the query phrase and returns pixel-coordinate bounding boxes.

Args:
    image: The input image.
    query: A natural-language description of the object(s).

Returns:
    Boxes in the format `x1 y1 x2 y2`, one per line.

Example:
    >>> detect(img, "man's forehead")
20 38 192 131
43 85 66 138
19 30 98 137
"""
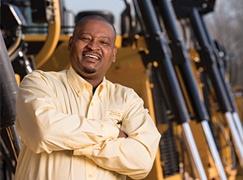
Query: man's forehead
74 17 116 36
76 20 111 31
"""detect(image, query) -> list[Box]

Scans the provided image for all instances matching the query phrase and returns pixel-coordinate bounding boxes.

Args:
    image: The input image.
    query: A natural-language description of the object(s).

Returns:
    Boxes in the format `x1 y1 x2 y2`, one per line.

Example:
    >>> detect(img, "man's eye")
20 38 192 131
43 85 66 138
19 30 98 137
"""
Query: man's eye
80 36 91 42
100 40 110 46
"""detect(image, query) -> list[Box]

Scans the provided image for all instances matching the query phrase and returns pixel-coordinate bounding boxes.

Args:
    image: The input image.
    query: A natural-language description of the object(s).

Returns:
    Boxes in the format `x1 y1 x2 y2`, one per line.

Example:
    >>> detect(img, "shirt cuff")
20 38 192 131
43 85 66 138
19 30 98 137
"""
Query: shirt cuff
73 122 119 156
101 121 120 139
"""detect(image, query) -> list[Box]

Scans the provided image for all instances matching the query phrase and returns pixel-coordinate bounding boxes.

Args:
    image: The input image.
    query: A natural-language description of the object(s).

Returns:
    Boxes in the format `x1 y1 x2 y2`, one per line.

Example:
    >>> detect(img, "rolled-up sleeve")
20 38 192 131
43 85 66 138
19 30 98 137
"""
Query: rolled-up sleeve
73 89 161 179
16 71 119 154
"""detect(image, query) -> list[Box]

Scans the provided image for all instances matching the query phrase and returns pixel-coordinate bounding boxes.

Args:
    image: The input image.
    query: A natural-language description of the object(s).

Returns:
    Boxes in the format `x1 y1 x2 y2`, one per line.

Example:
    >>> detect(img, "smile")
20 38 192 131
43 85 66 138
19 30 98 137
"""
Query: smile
83 53 101 60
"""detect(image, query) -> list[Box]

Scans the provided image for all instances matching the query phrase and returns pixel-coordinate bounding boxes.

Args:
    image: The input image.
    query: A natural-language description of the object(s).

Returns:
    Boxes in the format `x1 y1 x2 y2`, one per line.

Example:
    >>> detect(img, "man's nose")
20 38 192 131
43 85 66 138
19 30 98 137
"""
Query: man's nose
87 40 100 50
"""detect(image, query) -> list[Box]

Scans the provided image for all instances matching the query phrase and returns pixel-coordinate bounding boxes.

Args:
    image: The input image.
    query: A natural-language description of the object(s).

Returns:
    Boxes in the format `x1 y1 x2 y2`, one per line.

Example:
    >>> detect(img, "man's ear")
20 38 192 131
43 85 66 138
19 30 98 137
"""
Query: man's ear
112 48 117 63
68 36 73 50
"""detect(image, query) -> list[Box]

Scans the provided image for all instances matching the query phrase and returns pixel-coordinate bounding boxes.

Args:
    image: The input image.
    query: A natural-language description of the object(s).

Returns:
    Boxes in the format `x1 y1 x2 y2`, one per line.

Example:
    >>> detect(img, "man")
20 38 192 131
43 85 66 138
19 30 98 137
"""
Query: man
15 15 161 180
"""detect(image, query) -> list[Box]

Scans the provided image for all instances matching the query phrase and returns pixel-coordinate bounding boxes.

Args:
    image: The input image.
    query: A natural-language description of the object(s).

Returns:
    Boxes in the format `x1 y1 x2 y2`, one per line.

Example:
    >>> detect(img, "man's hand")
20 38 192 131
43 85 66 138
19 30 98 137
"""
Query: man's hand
118 129 128 138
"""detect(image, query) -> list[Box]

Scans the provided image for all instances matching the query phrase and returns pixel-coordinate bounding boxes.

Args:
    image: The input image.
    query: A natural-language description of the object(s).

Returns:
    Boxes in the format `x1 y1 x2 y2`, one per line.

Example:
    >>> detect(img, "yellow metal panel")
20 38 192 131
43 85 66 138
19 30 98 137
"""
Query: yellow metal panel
35 0 61 68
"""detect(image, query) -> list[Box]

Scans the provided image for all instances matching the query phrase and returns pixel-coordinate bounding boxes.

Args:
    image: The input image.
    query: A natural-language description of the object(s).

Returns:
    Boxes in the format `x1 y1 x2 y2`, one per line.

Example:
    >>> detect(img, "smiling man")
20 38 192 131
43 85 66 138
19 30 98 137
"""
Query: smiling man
15 15 161 180
69 16 117 87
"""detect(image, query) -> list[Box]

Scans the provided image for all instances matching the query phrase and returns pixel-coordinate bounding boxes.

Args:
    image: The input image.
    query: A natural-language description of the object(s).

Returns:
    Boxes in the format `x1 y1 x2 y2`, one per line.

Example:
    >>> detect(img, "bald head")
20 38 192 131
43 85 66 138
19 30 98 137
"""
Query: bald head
73 15 116 39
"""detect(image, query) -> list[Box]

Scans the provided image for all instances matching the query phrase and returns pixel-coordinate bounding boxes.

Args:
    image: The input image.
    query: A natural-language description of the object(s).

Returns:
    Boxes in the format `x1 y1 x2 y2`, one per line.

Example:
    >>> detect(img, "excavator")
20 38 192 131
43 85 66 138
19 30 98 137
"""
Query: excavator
1 0 243 179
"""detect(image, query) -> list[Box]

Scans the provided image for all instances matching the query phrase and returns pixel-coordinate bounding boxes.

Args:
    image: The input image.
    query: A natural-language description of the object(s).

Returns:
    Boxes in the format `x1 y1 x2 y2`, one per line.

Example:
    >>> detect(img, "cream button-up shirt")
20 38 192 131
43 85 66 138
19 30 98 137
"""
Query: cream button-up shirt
15 67 161 180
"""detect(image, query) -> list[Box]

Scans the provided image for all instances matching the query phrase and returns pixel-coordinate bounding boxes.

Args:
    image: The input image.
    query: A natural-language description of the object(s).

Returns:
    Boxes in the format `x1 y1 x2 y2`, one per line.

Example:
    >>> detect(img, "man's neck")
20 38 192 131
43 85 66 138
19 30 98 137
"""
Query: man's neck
85 77 103 90
92 87 97 94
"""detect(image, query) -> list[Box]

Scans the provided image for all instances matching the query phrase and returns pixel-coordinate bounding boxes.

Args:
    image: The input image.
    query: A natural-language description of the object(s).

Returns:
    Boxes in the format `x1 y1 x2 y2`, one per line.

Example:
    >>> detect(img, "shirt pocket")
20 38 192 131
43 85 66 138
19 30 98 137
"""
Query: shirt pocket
104 110 123 128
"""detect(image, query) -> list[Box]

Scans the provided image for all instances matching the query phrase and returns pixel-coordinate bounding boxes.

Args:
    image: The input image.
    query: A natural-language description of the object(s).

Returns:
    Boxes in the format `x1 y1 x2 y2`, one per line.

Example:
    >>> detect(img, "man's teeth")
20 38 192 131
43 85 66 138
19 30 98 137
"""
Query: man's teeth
85 54 99 59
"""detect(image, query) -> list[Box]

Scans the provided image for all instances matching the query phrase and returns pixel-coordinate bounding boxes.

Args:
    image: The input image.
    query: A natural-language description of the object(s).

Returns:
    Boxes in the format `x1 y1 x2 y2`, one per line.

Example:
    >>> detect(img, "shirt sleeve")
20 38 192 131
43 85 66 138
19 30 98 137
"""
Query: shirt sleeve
73 89 161 179
16 71 119 154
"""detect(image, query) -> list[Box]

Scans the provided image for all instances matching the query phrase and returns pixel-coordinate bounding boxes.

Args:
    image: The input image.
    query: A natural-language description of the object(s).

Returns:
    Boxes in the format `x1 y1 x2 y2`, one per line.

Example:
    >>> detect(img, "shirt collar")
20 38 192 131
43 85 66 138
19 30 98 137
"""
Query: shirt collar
67 67 107 97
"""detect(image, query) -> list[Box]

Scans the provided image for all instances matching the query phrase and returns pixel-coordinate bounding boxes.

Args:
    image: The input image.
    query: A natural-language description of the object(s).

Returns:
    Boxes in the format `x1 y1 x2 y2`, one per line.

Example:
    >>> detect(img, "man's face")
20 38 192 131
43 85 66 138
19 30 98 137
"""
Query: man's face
69 19 117 81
